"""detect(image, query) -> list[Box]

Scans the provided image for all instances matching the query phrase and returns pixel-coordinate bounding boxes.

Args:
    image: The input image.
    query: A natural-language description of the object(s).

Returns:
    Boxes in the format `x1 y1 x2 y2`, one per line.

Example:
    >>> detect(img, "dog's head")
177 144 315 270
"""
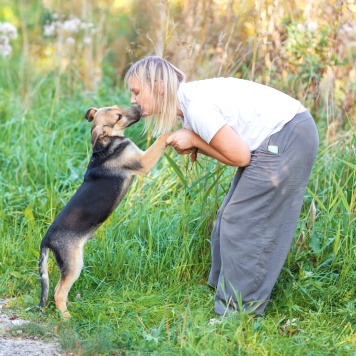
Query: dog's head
85 105 141 148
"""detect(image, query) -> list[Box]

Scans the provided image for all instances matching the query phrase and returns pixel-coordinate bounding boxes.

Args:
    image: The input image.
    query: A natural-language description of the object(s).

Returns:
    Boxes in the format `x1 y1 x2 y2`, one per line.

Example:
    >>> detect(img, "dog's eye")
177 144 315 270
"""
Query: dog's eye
116 114 122 121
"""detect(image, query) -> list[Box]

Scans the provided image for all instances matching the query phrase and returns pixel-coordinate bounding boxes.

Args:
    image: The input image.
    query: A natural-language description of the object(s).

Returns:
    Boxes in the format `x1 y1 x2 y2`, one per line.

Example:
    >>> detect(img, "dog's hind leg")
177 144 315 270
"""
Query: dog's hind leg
53 240 85 318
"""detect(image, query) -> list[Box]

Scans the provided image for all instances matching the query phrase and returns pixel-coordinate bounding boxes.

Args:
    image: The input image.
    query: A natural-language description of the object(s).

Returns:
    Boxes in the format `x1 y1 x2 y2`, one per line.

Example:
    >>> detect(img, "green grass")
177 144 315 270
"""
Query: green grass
0 58 355 355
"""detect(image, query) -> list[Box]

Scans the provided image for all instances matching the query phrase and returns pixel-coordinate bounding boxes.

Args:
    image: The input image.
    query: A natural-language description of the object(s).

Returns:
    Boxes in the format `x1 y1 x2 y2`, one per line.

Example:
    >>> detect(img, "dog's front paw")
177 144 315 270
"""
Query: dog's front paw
158 132 173 146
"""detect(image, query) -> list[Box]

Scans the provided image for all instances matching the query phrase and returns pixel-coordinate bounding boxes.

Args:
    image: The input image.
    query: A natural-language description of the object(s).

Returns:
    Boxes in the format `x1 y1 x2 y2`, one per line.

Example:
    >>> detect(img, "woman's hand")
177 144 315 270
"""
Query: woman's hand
166 129 197 154
166 125 251 167
166 129 199 162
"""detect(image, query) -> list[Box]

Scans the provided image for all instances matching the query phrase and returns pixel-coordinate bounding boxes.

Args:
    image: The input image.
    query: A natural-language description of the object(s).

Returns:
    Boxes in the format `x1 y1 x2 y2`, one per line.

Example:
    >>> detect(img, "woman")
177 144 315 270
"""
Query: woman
125 56 319 315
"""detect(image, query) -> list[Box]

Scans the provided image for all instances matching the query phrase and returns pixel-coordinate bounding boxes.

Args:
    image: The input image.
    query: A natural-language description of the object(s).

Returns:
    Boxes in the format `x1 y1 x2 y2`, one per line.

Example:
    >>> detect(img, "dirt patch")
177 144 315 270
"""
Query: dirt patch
0 299 63 356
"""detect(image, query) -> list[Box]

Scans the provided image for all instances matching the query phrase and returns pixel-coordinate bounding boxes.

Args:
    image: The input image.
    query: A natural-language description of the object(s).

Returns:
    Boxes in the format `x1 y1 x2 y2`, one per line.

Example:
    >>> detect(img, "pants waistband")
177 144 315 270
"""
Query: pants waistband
258 110 314 151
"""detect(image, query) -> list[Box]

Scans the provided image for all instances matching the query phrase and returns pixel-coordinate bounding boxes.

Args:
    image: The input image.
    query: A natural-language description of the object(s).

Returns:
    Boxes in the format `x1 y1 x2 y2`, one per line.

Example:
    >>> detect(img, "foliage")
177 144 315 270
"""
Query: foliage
0 0 355 355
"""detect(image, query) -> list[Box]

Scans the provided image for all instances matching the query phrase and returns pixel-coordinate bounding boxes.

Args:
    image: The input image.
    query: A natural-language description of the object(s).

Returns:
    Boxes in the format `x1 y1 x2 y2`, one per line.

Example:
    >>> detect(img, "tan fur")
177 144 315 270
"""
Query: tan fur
54 240 85 319
101 133 171 175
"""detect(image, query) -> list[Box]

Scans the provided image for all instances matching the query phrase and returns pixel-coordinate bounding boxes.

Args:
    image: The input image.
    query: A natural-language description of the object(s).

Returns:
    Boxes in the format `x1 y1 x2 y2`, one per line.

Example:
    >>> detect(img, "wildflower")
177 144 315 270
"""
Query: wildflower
44 48 52 57
0 34 9 45
341 24 356 36
42 14 97 41
43 21 56 37
66 37 75 46
0 22 18 40
61 17 81 34
208 318 221 325
80 22 94 30
0 42 12 57
83 36 92 45
0 22 17 57
307 22 317 32
297 24 305 32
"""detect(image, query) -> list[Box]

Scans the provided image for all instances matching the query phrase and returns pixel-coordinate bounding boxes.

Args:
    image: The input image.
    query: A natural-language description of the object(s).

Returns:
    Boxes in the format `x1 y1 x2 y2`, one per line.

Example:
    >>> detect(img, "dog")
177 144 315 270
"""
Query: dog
39 105 170 318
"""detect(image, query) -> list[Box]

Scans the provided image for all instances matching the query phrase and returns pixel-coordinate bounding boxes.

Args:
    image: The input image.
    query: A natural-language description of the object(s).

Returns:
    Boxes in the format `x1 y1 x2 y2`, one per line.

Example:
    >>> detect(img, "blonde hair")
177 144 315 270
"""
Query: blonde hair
124 56 185 136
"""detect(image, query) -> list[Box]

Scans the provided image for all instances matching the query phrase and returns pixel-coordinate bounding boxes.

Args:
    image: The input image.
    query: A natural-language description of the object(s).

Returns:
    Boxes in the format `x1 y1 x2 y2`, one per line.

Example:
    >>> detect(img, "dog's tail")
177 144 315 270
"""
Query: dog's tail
39 241 50 308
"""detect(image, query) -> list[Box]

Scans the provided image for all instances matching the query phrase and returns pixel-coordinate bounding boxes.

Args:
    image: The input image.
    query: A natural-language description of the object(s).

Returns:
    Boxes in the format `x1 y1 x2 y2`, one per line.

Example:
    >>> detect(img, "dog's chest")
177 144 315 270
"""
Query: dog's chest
102 141 142 173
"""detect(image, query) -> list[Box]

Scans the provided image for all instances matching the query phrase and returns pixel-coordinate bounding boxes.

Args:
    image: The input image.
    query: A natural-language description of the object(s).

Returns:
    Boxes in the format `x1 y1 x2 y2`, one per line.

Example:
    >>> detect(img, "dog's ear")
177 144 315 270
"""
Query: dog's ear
91 127 110 148
85 107 98 122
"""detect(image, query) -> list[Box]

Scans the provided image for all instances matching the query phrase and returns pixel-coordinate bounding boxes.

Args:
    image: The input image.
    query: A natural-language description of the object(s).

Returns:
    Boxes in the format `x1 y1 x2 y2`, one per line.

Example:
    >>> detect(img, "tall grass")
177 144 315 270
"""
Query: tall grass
0 55 355 354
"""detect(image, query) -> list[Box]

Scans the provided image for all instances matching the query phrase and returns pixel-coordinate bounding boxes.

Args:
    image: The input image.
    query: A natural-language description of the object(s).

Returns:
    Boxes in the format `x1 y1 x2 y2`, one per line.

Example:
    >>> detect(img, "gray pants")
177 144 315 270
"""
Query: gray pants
208 111 319 315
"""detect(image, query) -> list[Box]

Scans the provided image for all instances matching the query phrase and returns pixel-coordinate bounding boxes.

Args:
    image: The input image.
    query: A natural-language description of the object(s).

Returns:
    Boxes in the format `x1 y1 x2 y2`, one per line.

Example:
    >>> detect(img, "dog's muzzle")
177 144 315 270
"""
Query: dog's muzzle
124 106 142 128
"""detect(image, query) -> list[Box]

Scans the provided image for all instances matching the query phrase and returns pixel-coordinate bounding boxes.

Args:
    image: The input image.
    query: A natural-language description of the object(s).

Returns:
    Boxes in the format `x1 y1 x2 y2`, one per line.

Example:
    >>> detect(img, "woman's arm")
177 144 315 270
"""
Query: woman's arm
166 125 251 167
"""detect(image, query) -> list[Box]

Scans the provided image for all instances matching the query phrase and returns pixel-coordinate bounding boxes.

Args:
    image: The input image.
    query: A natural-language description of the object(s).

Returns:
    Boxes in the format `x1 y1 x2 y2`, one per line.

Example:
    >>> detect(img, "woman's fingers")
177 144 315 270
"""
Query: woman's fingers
166 129 195 150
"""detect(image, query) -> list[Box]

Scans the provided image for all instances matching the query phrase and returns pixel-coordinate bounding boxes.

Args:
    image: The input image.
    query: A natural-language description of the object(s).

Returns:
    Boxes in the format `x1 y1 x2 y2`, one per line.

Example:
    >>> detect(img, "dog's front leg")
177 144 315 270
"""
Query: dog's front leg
136 133 171 175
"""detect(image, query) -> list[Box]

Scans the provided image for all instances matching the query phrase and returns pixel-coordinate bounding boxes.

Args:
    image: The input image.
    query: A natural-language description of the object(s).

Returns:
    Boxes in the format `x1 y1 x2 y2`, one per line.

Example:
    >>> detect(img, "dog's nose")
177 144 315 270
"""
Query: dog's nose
135 106 141 116
123 105 141 118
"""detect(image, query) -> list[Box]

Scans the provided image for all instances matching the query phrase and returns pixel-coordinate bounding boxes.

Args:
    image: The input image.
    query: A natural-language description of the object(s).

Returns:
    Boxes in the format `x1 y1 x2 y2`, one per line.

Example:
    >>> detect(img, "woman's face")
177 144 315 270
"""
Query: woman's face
128 76 158 118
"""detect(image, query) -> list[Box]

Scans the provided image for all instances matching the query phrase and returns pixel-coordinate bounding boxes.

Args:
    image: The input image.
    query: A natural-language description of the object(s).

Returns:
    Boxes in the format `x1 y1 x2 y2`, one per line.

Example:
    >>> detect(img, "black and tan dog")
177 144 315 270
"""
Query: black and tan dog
39 105 170 318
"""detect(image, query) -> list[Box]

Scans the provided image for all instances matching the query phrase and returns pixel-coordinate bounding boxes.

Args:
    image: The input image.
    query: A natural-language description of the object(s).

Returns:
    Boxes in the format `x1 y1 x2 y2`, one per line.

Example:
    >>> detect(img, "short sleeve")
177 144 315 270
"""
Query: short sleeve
184 102 227 143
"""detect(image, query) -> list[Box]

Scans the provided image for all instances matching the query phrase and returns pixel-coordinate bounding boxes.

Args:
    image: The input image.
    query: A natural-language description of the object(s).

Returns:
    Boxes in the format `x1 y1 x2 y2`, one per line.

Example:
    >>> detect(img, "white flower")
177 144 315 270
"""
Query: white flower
80 22 94 30
0 23 17 57
297 24 305 32
341 24 356 35
0 43 12 57
43 22 56 36
0 35 9 45
307 22 317 32
61 17 81 34
208 318 221 325
83 36 92 44
66 37 75 45
44 48 52 57
0 22 18 40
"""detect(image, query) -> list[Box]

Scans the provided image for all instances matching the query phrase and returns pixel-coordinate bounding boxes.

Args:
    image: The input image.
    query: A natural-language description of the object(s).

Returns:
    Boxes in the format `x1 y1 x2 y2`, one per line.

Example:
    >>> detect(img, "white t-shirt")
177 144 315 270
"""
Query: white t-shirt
177 77 301 151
